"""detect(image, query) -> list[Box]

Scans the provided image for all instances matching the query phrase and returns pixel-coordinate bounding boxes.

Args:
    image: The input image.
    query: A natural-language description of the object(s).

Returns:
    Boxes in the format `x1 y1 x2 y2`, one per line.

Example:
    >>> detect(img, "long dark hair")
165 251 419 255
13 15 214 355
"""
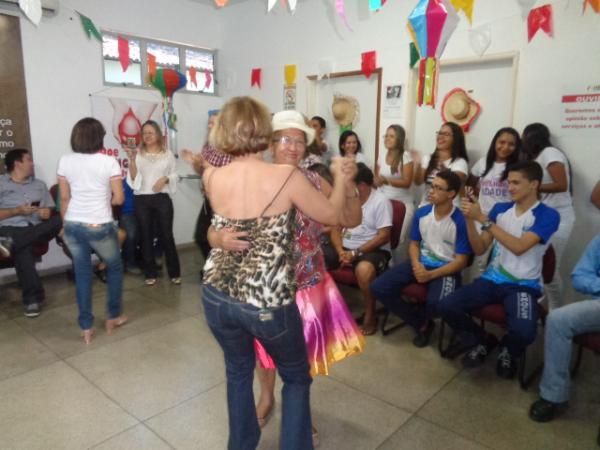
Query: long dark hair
481 127 521 180
386 125 406 175
424 122 468 180
339 130 362 156
522 123 572 194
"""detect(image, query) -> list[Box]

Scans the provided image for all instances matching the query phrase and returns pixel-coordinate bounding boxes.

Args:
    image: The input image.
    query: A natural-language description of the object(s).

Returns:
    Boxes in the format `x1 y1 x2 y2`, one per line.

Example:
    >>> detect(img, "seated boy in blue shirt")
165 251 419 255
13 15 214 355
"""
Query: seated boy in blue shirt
371 170 471 347
440 161 560 379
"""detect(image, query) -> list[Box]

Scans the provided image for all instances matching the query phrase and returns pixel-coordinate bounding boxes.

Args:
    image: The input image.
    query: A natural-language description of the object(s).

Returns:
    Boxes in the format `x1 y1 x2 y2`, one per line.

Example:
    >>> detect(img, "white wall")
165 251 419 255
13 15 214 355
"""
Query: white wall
1 0 223 277
216 0 600 299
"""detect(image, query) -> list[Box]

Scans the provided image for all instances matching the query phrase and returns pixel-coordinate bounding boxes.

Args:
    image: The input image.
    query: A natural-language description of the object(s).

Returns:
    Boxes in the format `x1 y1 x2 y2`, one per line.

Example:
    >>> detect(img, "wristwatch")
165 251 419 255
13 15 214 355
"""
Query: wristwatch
481 219 493 232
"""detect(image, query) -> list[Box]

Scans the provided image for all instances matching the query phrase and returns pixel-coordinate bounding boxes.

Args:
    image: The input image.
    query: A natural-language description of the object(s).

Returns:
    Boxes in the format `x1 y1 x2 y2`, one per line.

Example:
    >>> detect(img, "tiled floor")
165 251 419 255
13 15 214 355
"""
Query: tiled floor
1 247 599 450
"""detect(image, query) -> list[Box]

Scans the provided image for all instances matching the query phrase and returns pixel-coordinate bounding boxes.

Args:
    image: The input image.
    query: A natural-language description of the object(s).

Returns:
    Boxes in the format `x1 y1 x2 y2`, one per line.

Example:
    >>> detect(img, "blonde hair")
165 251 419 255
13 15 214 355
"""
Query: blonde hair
140 120 165 153
210 96 272 156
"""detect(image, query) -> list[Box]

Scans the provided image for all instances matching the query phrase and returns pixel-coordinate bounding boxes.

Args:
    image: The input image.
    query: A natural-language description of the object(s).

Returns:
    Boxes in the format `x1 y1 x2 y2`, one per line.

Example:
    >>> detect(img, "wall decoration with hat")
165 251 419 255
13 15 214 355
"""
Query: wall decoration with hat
441 88 481 132
332 94 360 133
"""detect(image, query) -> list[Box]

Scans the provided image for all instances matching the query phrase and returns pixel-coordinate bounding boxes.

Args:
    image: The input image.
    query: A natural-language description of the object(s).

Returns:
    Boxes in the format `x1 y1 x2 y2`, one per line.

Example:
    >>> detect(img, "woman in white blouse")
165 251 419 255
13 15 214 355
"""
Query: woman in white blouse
522 123 574 310
126 120 180 286
374 124 414 262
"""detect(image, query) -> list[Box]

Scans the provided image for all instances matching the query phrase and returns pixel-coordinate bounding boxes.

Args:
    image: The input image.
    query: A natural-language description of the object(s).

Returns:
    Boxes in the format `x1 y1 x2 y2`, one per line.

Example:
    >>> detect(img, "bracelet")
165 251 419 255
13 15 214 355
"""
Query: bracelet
346 187 359 198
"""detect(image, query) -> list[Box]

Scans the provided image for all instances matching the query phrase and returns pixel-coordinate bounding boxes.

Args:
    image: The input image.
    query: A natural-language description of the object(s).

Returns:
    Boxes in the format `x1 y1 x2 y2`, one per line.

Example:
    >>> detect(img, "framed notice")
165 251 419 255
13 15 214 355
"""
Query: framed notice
0 14 31 173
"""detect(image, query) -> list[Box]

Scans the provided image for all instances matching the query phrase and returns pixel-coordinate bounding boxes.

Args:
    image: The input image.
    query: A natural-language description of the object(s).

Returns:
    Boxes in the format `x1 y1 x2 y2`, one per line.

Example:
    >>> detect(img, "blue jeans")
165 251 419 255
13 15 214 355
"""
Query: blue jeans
371 260 461 332
438 278 540 357
119 213 139 269
63 222 123 330
539 300 600 403
202 284 313 450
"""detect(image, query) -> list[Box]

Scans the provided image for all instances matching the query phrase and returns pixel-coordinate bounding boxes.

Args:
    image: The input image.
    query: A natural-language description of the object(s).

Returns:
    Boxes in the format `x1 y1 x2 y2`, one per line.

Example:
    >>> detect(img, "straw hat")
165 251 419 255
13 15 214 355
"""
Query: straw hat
332 94 359 127
441 88 481 132
272 110 315 146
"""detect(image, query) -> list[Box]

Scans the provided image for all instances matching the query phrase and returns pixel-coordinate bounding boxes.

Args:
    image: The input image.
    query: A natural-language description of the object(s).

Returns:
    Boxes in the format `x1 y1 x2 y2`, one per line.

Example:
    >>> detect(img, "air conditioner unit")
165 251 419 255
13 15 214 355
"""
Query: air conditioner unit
0 0 59 16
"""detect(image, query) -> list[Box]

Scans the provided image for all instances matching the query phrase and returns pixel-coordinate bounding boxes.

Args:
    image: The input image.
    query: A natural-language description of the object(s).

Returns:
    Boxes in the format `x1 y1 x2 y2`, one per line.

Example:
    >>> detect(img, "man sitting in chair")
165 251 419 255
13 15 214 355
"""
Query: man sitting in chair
0 148 62 317
371 170 471 348
439 161 559 379
326 163 392 336
529 233 600 423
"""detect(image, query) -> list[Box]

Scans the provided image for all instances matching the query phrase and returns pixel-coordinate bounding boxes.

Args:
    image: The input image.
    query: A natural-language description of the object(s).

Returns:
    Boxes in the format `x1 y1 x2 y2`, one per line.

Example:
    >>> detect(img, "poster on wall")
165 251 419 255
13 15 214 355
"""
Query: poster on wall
0 14 32 173
90 96 161 176
284 85 297 110
383 84 403 118
560 84 600 136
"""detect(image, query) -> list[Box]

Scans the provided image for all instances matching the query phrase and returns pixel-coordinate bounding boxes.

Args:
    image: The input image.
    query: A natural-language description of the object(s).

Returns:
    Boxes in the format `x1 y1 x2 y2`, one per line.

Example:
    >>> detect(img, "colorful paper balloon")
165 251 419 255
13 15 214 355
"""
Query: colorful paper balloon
149 68 187 98
407 0 459 107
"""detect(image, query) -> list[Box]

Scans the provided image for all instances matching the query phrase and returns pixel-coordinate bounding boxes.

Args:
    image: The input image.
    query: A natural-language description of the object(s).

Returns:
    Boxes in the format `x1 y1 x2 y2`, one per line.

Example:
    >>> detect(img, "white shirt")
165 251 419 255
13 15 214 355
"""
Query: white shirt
57 153 121 224
377 150 414 205
535 147 573 212
471 158 511 214
342 189 393 251
127 150 178 195
420 154 468 207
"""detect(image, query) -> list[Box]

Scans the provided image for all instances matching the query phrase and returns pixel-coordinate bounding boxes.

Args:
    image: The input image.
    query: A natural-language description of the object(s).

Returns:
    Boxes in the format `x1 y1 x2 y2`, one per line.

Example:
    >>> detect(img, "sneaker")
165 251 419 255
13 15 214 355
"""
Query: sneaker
496 346 518 379
171 277 182 285
24 303 41 318
412 320 435 348
529 398 566 423
0 237 13 258
462 334 498 368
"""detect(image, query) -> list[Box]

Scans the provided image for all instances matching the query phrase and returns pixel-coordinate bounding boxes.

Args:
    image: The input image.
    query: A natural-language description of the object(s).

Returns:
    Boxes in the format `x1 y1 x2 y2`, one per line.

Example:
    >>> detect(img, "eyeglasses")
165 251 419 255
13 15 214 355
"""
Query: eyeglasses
430 183 450 192
436 131 452 137
274 136 306 148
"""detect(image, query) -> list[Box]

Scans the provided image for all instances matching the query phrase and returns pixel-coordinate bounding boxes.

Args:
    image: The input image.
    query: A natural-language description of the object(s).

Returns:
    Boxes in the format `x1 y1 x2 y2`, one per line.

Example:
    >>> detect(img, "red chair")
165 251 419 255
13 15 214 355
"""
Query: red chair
443 245 556 389
329 199 406 287
571 332 600 378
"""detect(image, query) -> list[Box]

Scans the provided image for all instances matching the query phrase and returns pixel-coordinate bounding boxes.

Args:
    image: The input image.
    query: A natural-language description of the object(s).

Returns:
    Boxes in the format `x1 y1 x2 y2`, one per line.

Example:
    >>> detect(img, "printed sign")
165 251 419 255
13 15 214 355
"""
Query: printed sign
560 88 600 135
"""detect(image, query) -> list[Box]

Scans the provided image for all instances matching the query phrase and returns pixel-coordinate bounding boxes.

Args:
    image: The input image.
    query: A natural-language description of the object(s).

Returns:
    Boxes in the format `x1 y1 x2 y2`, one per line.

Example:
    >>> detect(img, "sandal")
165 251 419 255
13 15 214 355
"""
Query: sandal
312 426 320 448
145 278 157 286
360 320 378 336
81 328 94 345
106 315 128 334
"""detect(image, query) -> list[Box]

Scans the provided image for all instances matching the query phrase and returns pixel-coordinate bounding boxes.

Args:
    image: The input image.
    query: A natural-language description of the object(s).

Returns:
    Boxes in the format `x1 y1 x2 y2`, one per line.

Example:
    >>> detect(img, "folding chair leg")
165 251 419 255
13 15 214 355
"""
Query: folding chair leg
380 309 406 336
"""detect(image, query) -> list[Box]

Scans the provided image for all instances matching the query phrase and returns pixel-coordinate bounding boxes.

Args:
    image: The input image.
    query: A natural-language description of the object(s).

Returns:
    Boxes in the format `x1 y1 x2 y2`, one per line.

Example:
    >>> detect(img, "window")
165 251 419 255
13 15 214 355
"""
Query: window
101 31 216 95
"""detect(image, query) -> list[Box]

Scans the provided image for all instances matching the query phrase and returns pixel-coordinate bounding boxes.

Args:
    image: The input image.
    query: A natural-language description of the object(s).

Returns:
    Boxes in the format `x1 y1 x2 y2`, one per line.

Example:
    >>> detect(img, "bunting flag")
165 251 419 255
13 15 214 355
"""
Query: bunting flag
409 42 420 68
369 0 382 11
77 12 102 42
336 0 353 31
147 53 157 77
117 36 130 72
469 24 491 56
583 0 600 13
19 0 42 26
251 68 262 88
528 4 553 42
214 0 229 6
205 71 212 90
450 0 474 23
361 51 376 79
517 0 536 20
189 67 198 87
268 0 277 12
288 0 297 12
284 64 297 86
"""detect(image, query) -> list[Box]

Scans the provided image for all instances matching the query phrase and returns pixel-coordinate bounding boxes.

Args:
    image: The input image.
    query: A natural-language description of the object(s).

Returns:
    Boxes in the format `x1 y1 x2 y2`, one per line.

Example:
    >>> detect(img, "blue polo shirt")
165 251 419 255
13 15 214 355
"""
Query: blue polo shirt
0 174 54 227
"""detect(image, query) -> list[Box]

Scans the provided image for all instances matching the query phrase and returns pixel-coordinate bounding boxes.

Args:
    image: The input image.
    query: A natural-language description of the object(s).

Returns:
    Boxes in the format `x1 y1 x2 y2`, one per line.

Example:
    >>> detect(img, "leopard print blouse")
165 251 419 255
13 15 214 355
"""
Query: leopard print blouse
202 209 297 309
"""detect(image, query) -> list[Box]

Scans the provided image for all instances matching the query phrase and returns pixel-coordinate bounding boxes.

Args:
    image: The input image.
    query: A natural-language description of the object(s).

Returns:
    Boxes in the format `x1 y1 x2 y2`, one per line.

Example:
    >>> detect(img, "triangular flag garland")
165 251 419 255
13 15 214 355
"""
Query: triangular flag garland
469 24 491 57
214 0 229 7
369 0 382 11
19 0 42 26
361 51 377 79
205 71 212 90
517 0 536 20
147 53 157 77
77 11 102 42
450 0 474 24
284 64 297 86
117 35 130 72
528 4 553 42
336 0 353 31
251 68 262 88
583 0 600 13
189 67 198 87
268 0 277 12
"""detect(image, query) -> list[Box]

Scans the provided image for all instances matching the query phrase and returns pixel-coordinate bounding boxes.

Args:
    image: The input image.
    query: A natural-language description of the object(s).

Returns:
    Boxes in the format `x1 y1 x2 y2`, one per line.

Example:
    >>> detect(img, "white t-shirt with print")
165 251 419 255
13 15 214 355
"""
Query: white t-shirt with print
342 189 393 251
471 158 511 214
419 154 468 206
535 147 573 212
378 150 414 205
57 153 122 224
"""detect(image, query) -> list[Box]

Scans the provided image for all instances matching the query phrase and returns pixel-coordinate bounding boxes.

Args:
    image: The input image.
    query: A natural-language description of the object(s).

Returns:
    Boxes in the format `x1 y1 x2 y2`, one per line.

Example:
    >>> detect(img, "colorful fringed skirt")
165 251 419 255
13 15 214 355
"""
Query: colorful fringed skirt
254 272 365 377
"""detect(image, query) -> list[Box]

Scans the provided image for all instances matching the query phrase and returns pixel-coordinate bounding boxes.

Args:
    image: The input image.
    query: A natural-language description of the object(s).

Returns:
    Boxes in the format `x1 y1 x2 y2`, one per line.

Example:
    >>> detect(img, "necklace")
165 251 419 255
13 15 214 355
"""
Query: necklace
143 151 165 163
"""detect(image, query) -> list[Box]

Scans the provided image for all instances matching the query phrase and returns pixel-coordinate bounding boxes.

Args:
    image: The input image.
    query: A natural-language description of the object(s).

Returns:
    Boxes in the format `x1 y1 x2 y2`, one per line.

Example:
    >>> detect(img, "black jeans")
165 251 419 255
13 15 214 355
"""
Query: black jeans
0 215 62 305
134 193 180 279
194 197 213 260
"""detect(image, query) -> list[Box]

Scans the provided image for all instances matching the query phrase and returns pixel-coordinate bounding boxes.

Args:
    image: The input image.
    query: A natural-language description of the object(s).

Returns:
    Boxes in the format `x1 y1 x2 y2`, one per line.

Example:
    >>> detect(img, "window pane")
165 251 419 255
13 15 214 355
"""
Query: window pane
185 48 214 93
147 42 180 70
102 34 141 86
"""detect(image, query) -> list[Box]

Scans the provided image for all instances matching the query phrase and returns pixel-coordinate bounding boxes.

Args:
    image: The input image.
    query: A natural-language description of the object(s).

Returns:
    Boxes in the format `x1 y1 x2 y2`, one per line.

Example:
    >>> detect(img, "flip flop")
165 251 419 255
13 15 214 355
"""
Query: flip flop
360 320 378 336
